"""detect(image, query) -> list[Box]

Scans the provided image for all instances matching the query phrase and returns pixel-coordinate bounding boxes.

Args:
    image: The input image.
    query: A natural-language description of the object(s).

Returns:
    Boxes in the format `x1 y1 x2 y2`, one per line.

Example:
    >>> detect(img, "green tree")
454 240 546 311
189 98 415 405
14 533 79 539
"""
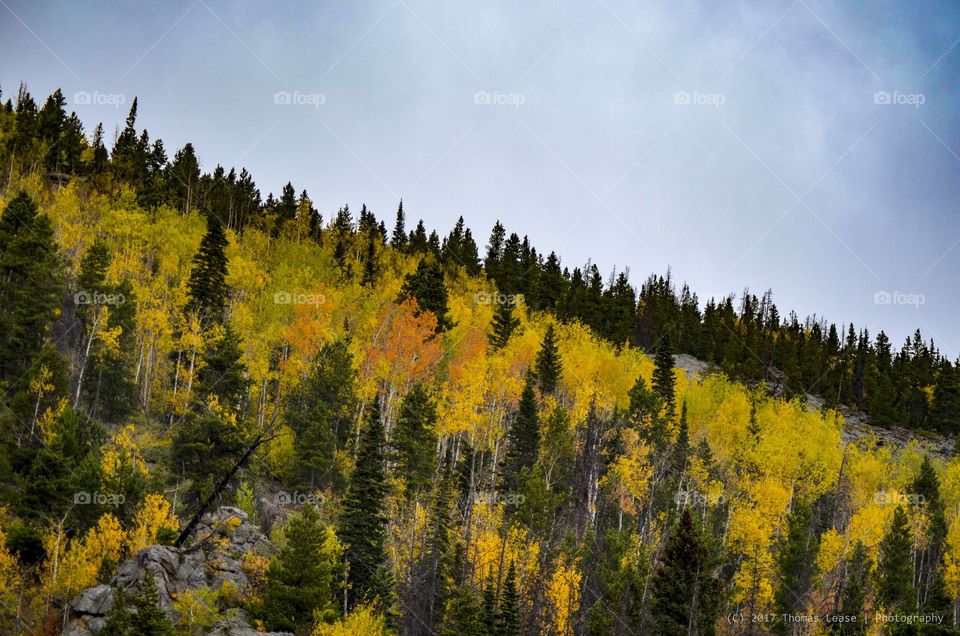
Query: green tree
185 215 230 324
104 573 175 636
399 258 453 333
838 540 871 634
193 324 248 415
502 375 539 493
877 505 914 612
0 191 63 382
652 338 676 419
489 299 520 351
534 324 562 395
257 505 340 632
496 561 521 636
391 200 408 250
774 502 816 633
340 396 390 609
649 509 720 636
390 383 438 496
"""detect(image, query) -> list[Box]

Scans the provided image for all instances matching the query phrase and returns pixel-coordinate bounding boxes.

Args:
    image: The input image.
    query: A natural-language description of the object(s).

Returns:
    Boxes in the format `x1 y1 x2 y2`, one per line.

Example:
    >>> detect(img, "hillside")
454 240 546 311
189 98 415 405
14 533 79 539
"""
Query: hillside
0 85 959 635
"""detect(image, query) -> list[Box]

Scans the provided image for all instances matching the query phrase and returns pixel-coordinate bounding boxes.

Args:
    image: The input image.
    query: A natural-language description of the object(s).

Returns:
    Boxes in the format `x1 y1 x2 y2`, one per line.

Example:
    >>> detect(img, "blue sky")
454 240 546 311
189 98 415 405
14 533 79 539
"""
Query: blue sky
2 0 959 351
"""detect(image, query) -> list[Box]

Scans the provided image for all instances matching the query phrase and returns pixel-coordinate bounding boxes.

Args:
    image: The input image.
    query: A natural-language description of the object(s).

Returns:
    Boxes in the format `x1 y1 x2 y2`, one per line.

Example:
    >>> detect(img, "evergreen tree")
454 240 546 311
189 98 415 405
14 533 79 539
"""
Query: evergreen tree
649 509 720 636
773 502 815 632
340 396 390 609
257 505 339 632
391 200 408 249
838 540 870 634
496 561 521 636
185 215 230 324
390 383 438 496
502 375 539 493
877 505 914 612
104 573 175 635
489 299 520 351
193 324 248 415
440 586 484 636
652 338 677 419
399 258 453 333
534 324 562 395
480 573 497 633
931 360 960 433
0 191 63 382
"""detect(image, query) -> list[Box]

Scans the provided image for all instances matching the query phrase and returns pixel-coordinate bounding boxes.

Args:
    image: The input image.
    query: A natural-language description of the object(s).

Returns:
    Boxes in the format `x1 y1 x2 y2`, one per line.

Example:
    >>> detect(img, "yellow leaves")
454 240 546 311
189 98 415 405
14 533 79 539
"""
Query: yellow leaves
546 554 581 636
815 528 845 579
943 517 960 598
172 586 222 634
312 603 391 635
468 503 540 592
101 424 148 484
128 494 179 554
602 428 652 516
0 525 19 619
43 514 127 602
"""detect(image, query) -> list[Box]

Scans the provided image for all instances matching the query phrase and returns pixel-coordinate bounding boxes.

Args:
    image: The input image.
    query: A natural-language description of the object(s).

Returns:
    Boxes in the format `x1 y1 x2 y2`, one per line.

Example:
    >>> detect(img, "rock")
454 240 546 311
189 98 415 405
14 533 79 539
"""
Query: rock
207 615 293 635
64 506 276 635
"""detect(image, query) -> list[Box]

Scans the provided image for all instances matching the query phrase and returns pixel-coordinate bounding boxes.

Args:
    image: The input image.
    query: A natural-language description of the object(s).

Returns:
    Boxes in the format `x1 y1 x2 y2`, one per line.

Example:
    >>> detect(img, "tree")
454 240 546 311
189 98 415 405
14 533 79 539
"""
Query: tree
257 505 340 632
104 572 175 635
489 299 520 351
774 502 815 631
185 215 230 324
534 325 562 395
649 508 720 636
0 191 63 382
652 338 676 419
391 200 407 250
496 561 521 636
340 396 390 609
193 324 248 415
390 383 438 496
877 505 914 612
502 375 539 494
838 540 870 634
399 258 453 333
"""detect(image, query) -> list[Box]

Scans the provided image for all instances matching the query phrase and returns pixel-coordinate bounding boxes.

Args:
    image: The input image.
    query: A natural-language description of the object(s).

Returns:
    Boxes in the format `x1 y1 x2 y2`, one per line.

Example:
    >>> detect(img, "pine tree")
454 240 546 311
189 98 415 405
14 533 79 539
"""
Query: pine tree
652 338 676 419
104 573 175 635
390 383 438 496
399 258 453 333
534 324 562 395
839 540 870 634
440 586 484 636
496 561 521 636
257 505 339 632
931 360 960 433
340 396 390 609
480 573 497 633
193 324 248 415
0 191 63 382
649 509 720 636
773 502 815 631
186 215 230 324
391 200 408 249
877 505 914 612
489 299 520 351
502 375 539 493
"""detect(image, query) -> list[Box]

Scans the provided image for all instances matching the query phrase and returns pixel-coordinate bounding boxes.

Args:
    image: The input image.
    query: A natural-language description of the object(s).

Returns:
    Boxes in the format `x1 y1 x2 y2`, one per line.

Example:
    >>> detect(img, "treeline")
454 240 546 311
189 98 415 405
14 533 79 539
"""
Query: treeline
3 82 953 435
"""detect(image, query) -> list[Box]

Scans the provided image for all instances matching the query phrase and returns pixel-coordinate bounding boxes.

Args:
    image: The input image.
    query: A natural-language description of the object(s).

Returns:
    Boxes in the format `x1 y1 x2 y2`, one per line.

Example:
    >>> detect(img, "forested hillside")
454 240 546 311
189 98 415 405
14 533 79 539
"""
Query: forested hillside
1 83 960 635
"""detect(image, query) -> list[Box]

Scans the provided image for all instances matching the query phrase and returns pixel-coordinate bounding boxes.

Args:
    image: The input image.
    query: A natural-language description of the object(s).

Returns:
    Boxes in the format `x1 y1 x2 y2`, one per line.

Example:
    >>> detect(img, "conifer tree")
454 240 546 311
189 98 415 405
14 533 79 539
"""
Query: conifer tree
186 215 230 324
877 505 914 612
489 299 520 351
399 258 453 333
440 586 484 636
652 338 676 419
480 573 497 632
193 324 248 415
391 200 408 249
649 509 720 636
502 374 539 493
774 502 815 631
0 191 63 382
496 561 521 636
534 324 562 395
340 396 390 609
257 505 339 632
390 383 438 496
104 573 175 635
839 540 870 634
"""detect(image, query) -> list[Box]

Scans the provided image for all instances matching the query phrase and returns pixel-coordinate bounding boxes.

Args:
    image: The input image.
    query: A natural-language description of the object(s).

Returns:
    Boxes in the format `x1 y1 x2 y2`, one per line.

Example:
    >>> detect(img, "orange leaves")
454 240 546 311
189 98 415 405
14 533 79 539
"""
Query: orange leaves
361 299 442 401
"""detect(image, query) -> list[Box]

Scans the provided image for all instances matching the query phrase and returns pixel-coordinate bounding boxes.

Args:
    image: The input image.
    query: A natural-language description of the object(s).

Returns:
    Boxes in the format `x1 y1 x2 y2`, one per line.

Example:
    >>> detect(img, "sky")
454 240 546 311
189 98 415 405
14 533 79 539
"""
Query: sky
2 0 959 353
